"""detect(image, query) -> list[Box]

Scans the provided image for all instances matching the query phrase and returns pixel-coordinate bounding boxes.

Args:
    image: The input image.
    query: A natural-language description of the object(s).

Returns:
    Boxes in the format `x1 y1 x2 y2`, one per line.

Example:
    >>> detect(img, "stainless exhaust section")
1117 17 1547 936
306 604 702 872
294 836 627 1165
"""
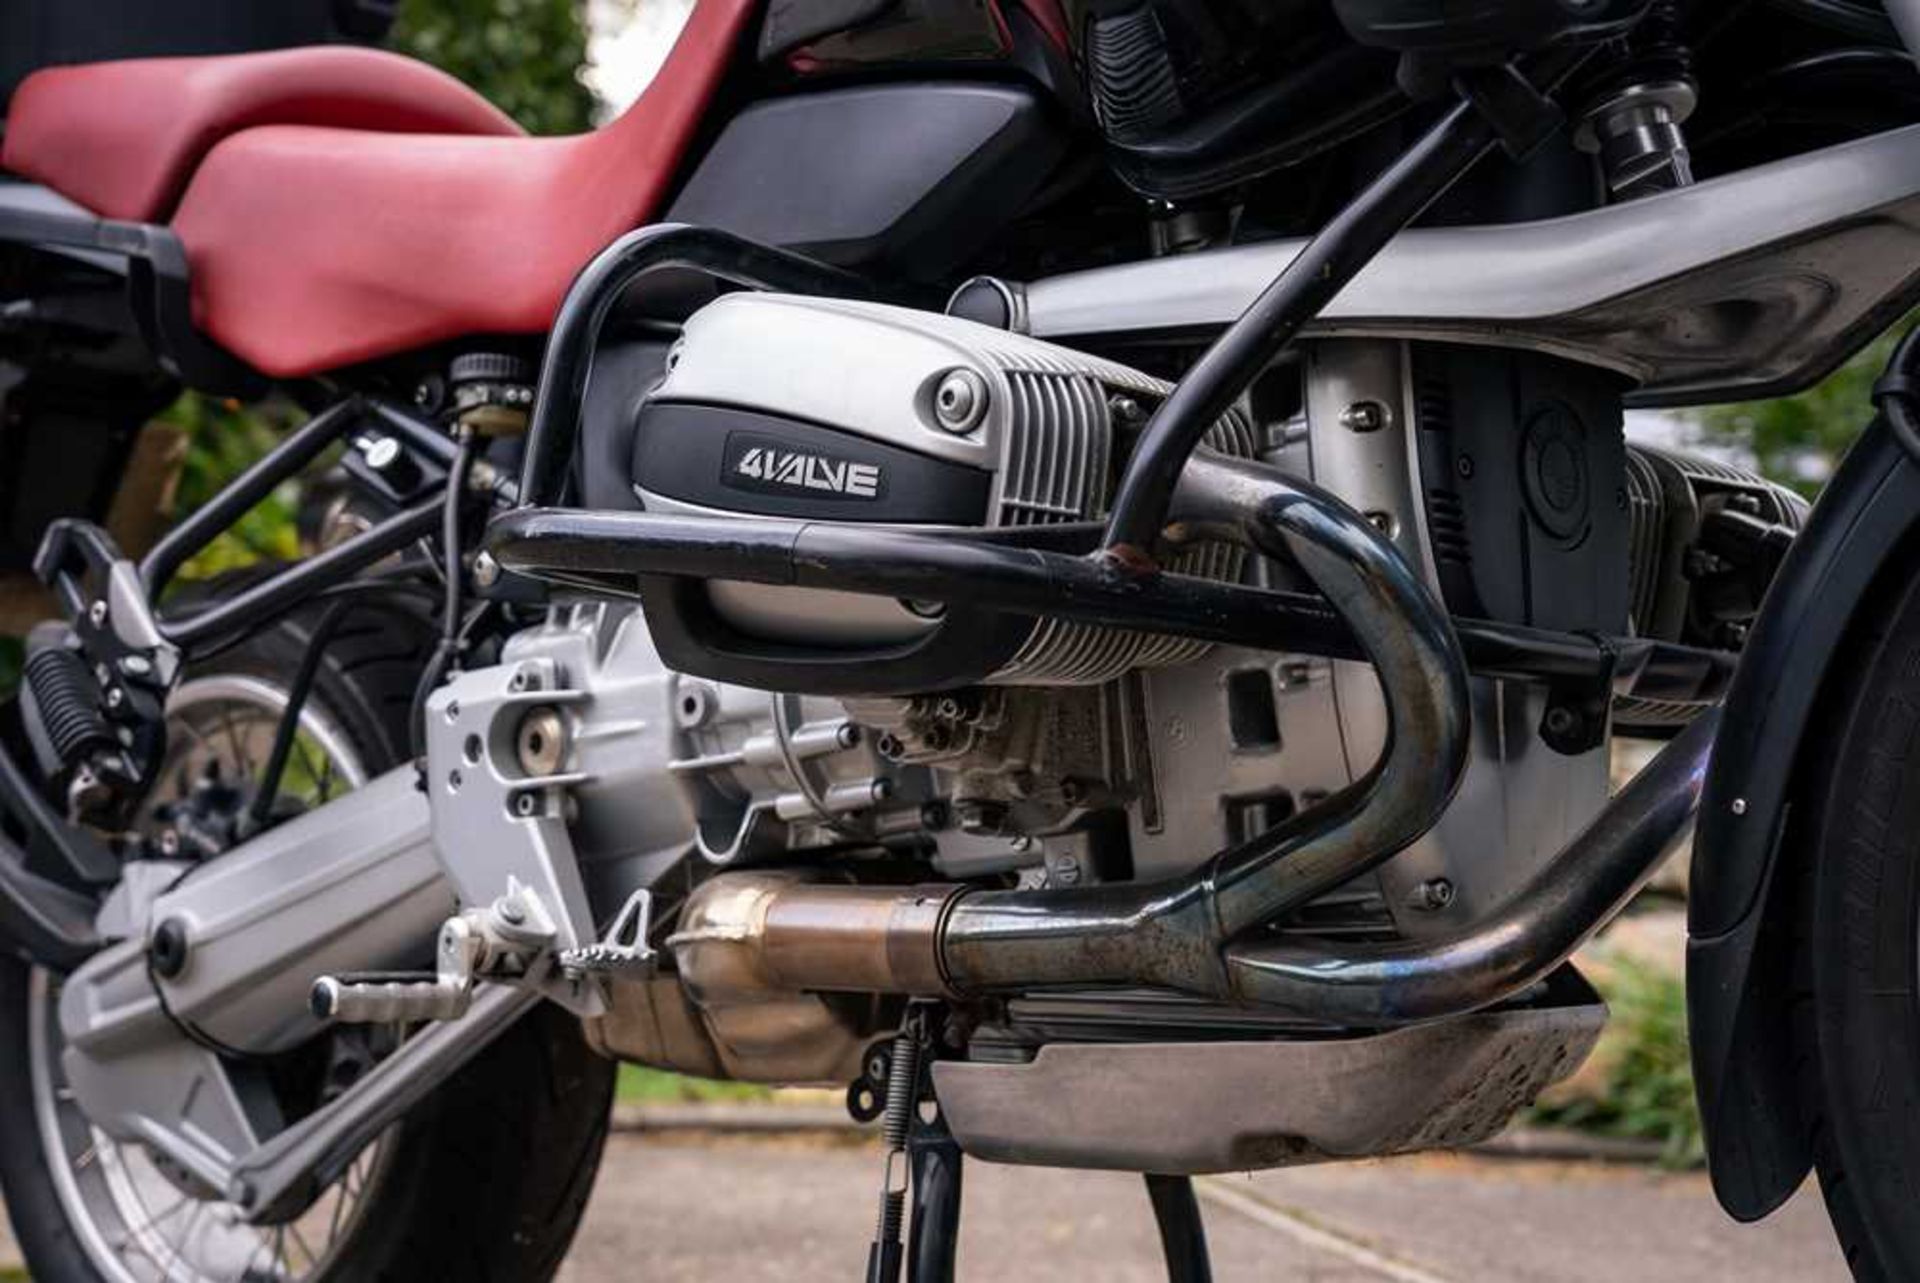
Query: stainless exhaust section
1224 707 1717 1023
673 456 1474 1000
939 456 1471 993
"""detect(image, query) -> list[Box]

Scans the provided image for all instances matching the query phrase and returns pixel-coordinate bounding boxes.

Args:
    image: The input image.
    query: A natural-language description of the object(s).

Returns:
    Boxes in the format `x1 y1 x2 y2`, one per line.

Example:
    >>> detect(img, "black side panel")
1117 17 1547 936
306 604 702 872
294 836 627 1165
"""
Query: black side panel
759 0 896 60
666 82 1071 283
1411 345 1631 634
1688 421 1920 1220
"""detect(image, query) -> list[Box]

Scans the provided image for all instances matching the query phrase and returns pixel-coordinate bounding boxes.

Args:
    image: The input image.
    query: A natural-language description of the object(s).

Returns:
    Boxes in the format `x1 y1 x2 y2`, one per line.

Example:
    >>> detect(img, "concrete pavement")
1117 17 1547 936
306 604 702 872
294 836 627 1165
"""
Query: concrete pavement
557 1134 1848 1282
0 1132 1846 1279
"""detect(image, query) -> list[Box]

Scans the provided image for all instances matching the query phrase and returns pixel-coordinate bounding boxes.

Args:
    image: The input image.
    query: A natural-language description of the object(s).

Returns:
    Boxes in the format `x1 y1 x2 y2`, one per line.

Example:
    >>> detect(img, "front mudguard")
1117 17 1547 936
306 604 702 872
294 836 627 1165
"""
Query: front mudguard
1690 418 1920 1219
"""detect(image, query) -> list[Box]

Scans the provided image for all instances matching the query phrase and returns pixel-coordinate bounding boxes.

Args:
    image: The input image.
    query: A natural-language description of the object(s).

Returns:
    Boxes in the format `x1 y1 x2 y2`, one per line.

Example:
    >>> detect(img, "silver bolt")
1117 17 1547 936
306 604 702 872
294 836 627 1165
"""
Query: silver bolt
497 898 528 926
1340 401 1389 433
473 551 501 588
88 600 107 627
104 687 125 710
933 369 989 434
1414 878 1456 911
361 435 402 470
515 706 567 777
514 792 539 818
1731 798 1748 816
119 654 152 677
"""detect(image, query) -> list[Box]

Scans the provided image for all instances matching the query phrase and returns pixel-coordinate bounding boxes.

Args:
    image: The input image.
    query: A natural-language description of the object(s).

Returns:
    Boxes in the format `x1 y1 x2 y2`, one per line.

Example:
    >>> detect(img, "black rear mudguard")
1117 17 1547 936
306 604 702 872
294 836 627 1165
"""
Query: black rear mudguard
1690 416 1920 1219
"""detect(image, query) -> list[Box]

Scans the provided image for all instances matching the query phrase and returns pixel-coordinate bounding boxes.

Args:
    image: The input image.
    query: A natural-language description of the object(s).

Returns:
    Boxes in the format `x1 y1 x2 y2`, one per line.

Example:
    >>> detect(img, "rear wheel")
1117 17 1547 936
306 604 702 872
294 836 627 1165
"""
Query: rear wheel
1793 559 1920 1280
0 598 615 1281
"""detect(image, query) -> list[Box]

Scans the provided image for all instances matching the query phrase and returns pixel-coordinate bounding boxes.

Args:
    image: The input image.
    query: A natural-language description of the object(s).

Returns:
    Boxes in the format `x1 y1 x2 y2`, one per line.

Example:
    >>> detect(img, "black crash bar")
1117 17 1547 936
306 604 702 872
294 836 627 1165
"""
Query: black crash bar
485 505 1735 717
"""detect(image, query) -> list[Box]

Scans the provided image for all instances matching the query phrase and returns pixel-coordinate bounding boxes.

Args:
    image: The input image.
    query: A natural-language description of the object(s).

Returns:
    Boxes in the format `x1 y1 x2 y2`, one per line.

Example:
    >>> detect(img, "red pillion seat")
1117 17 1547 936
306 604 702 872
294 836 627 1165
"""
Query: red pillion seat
2 0 759 378
2 47 525 223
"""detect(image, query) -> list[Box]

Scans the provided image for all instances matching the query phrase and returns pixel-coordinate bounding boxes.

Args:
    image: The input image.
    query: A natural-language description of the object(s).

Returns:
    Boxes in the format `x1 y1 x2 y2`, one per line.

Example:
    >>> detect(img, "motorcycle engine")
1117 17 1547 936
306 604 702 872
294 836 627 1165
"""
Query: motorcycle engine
626 293 1257 694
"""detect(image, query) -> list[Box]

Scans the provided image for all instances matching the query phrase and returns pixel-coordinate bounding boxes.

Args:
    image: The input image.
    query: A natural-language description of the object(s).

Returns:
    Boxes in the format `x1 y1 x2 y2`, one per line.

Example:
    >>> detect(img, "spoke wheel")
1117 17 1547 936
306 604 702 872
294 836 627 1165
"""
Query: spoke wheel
26 676 391 1283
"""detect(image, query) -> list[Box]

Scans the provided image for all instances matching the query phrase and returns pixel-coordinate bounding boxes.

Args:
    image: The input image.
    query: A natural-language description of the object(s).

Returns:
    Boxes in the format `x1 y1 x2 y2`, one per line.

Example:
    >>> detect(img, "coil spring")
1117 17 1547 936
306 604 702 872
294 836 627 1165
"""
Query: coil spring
873 1031 922 1245
24 647 115 767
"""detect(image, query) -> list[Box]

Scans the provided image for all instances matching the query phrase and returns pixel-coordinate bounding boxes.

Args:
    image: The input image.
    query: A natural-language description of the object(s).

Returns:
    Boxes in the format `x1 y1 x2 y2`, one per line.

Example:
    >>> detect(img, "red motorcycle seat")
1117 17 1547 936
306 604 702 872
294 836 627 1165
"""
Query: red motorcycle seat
4 0 756 378
2 46 524 223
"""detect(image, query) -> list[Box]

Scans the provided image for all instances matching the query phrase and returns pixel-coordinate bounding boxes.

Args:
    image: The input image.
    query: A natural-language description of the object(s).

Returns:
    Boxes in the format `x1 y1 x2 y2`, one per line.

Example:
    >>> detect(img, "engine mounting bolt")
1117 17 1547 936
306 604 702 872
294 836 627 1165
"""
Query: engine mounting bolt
1340 401 1388 433
1731 798 1748 816
473 551 501 588
361 435 402 471
516 705 567 776
514 792 539 817
1412 878 1456 912
1108 395 1146 428
933 369 989 434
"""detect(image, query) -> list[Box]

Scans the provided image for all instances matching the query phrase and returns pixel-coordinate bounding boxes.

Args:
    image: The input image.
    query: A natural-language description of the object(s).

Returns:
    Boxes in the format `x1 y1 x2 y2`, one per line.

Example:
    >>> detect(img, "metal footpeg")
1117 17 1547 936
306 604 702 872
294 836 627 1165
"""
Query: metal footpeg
310 971 471 1024
311 913 485 1024
558 889 656 979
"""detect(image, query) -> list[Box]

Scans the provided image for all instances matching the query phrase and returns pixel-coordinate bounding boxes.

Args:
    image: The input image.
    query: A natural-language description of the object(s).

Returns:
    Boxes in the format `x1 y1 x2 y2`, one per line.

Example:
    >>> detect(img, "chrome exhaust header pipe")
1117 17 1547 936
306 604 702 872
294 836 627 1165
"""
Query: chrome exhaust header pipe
674 455 1476 1001
669 454 1720 1026
1223 707 1717 1024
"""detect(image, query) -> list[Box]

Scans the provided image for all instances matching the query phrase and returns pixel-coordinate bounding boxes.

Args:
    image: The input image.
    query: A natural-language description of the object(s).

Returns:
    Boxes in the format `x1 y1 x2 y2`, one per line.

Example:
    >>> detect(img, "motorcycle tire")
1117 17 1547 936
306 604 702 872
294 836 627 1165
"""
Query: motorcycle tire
1794 554 1920 1281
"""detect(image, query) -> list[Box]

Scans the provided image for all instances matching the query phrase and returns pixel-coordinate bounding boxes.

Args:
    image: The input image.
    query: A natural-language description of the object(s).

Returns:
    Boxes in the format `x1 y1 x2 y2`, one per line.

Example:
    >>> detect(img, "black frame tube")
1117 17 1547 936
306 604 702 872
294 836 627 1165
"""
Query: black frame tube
140 398 364 596
483 506 1734 706
517 223 874 509
162 499 441 651
1100 98 1501 558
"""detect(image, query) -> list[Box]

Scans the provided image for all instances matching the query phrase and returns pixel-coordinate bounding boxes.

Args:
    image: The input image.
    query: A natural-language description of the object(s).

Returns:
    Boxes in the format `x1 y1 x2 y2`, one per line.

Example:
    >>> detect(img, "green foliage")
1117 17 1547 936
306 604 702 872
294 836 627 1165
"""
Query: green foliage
160 394 306 581
617 1065 774 1104
1530 952 1703 1167
391 0 596 134
1688 318 1917 499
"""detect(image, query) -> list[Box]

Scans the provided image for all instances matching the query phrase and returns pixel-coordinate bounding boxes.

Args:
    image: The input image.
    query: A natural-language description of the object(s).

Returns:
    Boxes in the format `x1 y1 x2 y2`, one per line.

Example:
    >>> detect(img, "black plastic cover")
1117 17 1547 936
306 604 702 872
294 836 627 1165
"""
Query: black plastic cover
758 0 896 60
665 82 1070 283
1410 345 1631 634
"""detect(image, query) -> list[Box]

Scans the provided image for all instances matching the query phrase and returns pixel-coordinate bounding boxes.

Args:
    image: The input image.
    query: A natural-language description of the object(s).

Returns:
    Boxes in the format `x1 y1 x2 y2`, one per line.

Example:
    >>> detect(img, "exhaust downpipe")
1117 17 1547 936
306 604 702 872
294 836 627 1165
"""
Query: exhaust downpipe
673 455 1477 1004
668 454 1718 1027
1222 707 1717 1023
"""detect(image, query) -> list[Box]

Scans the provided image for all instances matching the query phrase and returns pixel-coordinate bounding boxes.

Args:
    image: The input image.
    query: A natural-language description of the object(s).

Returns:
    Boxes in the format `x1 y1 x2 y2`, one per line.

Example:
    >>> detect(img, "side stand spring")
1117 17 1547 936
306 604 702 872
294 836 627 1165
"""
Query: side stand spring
865 1018 924 1283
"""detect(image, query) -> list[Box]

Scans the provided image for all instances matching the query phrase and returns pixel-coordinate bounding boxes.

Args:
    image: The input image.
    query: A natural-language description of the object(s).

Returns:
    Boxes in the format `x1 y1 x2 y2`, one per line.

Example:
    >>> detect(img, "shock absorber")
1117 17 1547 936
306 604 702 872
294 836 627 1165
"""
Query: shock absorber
1573 1 1697 199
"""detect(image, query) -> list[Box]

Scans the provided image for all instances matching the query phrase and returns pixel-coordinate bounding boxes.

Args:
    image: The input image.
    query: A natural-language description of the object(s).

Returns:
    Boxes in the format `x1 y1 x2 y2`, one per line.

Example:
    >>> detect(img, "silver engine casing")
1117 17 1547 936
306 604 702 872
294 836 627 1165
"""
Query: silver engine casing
633 292 1256 685
426 303 1612 1081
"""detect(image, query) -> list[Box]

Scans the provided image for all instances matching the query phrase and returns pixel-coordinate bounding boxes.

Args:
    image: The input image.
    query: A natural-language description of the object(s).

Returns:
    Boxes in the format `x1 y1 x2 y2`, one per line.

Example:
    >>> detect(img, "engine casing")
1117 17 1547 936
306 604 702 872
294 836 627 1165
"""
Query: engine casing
627 293 1256 694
